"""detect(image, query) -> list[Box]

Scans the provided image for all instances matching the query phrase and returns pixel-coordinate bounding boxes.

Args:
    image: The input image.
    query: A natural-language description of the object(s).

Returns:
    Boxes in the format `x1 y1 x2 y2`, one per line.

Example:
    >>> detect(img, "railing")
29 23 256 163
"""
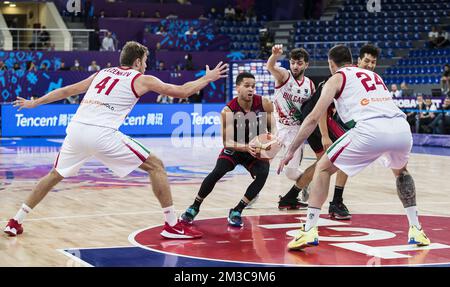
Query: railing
0 28 108 51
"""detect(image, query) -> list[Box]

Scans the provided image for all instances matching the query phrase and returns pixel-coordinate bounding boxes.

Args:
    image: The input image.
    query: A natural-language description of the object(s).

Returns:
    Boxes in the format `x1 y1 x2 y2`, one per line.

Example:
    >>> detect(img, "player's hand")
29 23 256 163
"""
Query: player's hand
321 136 333 151
13 96 37 111
272 44 283 57
247 144 258 158
205 61 228 82
277 150 294 174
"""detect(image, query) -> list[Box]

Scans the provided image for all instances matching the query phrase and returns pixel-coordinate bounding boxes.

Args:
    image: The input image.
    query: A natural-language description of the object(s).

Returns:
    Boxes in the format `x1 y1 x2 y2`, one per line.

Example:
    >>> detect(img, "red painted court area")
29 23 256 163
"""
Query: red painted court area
131 214 450 266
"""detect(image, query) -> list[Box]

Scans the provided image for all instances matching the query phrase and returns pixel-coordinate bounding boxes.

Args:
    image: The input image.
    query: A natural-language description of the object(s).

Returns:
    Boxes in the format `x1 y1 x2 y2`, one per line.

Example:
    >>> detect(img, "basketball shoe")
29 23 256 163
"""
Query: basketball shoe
278 195 308 210
180 205 199 224
160 220 203 239
287 226 319 250
4 219 23 237
227 209 243 227
408 225 430 246
328 201 352 220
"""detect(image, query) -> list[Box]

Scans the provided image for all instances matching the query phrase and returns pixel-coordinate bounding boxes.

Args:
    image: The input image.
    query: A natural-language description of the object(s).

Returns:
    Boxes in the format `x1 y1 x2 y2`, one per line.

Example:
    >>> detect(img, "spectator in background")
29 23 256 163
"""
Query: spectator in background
101 31 116 51
428 26 439 48
154 10 161 18
47 43 55 51
390 84 402 98
71 59 83 71
106 62 112 68
138 11 146 18
155 42 162 51
99 10 106 18
13 63 21 71
435 27 450 48
208 7 218 19
406 94 423 132
178 97 189 104
235 4 244 21
157 61 166 71
89 29 101 51
400 81 413 97
156 26 167 36
40 63 49 71
224 5 236 20
189 90 203 103
156 94 174 104
184 53 194 70
0 60 7 71
184 26 197 36
59 61 70 71
198 14 208 20
39 26 50 50
26 61 37 72
126 9 133 18
442 64 450 94
418 97 437 133
245 7 257 24
88 61 101 72
428 97 450 134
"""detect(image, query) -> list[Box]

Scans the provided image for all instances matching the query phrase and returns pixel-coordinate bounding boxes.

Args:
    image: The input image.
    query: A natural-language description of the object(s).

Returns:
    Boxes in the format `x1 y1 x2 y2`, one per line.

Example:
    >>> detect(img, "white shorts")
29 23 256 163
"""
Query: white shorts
326 117 412 177
54 122 151 178
276 122 305 171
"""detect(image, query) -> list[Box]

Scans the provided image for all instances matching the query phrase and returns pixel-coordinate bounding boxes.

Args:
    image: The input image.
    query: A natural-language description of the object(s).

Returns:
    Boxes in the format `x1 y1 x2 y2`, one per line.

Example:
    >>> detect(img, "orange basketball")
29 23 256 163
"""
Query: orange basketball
249 133 282 159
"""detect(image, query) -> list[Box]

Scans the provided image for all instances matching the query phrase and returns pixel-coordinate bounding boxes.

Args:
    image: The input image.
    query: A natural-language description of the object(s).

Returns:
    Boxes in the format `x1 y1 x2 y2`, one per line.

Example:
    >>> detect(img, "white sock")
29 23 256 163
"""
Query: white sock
304 207 321 232
405 206 421 229
163 206 177 227
13 203 32 224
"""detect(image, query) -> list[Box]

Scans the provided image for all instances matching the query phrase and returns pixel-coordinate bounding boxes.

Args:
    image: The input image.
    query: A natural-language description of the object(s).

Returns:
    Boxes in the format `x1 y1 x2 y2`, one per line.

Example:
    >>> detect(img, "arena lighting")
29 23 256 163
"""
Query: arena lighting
9 3 16 7
4 1 11 4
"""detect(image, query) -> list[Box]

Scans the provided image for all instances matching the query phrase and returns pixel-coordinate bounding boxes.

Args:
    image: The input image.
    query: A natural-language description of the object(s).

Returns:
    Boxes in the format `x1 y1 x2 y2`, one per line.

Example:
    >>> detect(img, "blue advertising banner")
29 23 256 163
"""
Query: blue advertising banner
1 104 223 137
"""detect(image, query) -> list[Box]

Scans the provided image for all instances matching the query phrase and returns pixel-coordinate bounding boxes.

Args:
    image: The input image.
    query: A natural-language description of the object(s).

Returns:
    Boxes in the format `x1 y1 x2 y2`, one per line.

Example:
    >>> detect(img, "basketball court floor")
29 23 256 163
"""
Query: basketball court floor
1 136 449 267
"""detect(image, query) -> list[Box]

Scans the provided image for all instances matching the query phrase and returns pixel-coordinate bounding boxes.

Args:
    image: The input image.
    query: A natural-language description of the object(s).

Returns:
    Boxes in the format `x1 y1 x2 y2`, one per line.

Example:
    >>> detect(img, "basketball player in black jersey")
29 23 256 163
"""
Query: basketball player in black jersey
180 72 276 227
279 44 380 219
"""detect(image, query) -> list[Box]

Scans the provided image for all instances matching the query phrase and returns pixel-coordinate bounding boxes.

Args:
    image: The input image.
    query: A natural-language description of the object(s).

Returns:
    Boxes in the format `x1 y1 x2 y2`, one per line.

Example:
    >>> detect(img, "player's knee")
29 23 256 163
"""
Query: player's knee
253 164 269 179
49 169 64 181
142 155 165 174
285 168 302 181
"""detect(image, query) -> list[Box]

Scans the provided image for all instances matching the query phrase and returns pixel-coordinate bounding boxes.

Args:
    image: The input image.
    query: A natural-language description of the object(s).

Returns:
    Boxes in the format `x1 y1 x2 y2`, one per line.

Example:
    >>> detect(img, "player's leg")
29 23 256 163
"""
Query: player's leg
4 169 64 236
287 155 338 250
278 129 324 209
228 159 270 227
5 123 89 237
181 156 235 224
391 166 430 246
328 170 352 220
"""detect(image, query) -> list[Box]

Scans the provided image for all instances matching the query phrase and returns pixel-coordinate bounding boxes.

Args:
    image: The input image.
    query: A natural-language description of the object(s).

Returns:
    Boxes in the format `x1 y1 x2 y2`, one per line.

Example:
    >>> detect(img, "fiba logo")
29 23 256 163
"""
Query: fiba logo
66 0 81 14
367 0 381 13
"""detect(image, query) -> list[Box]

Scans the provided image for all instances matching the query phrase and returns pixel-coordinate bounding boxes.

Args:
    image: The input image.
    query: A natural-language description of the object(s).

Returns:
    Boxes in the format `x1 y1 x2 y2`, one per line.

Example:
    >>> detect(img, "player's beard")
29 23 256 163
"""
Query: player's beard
291 68 305 80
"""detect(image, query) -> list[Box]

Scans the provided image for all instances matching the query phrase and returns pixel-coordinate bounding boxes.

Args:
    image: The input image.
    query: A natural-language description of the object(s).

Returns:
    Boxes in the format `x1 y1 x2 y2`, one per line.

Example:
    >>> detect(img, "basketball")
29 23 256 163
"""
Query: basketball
249 133 282 160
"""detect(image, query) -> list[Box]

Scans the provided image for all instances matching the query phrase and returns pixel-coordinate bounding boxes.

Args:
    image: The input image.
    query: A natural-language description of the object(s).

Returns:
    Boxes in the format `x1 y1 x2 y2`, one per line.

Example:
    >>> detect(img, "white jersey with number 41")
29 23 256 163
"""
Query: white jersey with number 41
71 67 142 130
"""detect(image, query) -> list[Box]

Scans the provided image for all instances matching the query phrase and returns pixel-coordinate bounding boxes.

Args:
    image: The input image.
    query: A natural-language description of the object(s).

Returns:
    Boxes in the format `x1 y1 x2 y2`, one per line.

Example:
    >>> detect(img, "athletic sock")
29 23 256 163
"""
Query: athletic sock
304 207 321 232
233 200 248 213
192 196 203 210
163 206 178 227
13 203 32 224
405 206 421 229
332 186 344 203
284 185 302 199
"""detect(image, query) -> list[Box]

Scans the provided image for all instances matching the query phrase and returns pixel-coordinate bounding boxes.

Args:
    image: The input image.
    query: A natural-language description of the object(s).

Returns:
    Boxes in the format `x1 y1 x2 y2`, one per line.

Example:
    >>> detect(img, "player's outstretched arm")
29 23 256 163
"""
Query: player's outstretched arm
277 73 342 174
266 44 289 86
13 73 96 110
135 61 228 98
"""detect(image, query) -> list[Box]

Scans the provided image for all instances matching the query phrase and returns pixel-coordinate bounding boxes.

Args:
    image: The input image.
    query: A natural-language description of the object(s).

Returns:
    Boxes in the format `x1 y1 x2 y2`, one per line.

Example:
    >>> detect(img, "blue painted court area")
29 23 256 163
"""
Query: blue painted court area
63 247 270 267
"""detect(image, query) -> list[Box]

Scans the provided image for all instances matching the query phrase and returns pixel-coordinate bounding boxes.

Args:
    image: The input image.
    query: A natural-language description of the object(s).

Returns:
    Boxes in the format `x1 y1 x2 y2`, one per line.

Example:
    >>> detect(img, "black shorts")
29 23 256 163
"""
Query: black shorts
218 148 269 178
306 115 349 154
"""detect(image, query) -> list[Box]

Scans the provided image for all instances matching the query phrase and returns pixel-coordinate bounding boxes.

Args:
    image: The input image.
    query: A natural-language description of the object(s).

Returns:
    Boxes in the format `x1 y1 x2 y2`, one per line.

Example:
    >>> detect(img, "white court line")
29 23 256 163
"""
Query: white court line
56 249 94 267
1 203 450 223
